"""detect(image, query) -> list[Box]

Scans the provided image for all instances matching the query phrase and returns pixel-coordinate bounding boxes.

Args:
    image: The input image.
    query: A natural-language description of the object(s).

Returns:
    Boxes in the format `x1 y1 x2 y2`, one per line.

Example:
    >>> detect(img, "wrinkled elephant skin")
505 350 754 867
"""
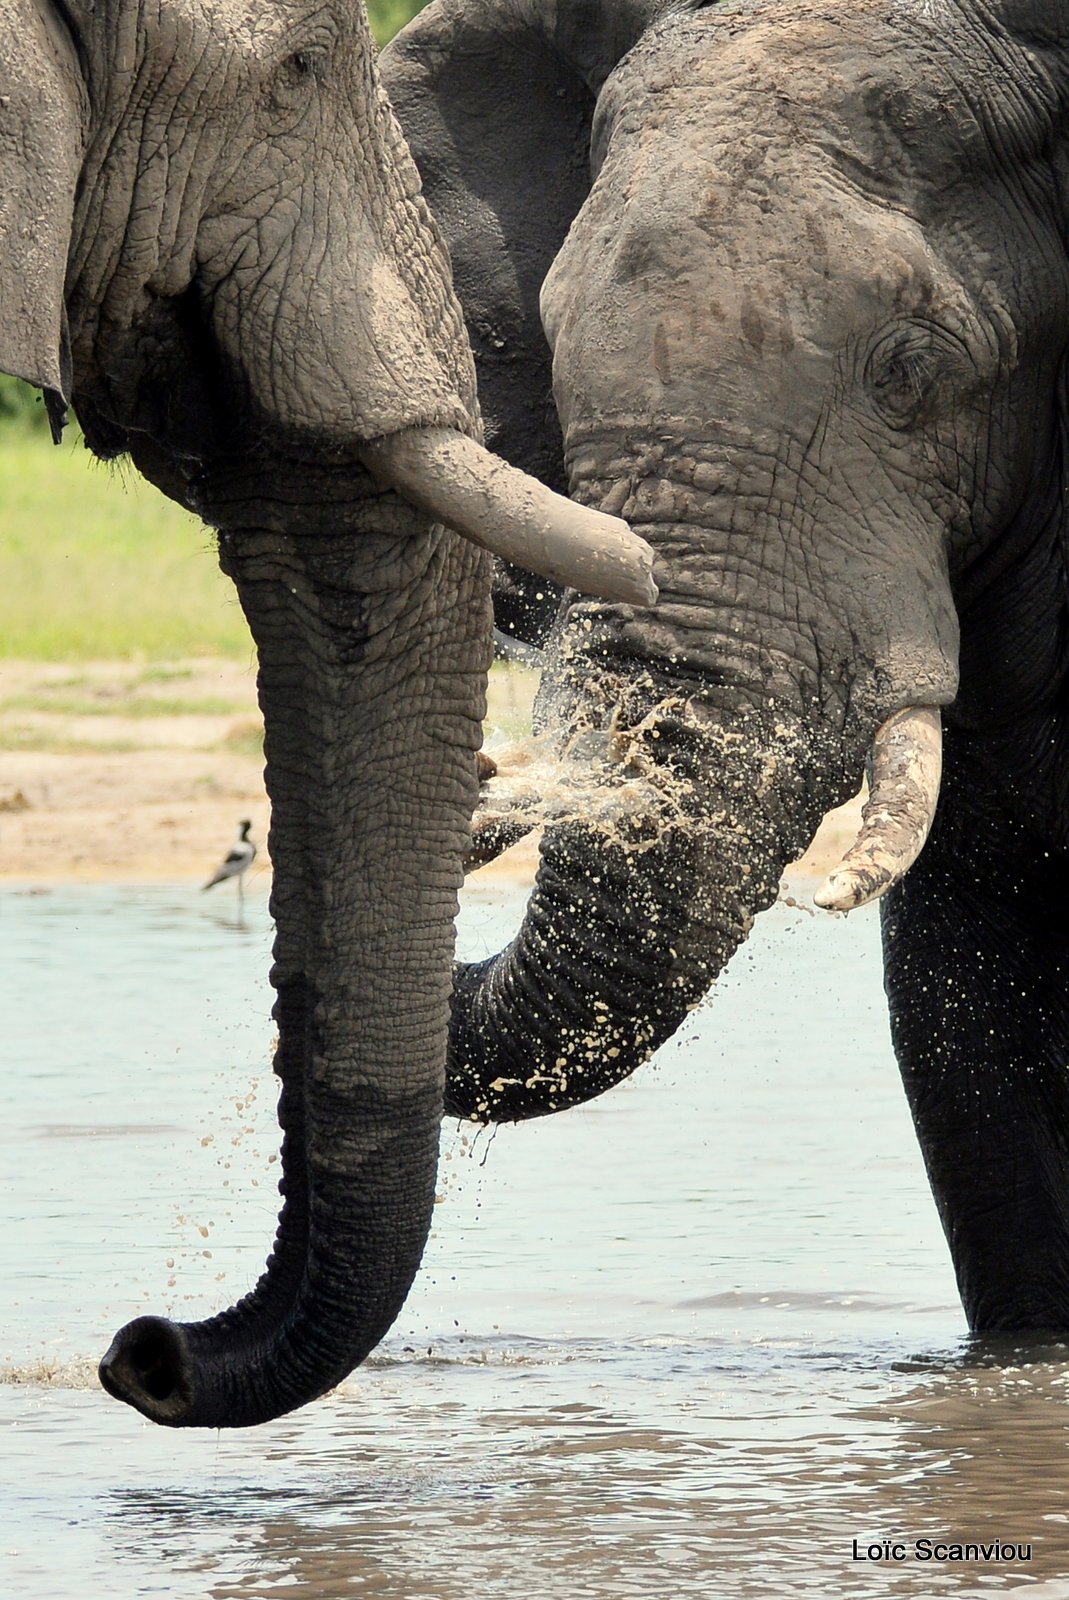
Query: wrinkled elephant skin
2 0 496 1429
384 0 1069 1334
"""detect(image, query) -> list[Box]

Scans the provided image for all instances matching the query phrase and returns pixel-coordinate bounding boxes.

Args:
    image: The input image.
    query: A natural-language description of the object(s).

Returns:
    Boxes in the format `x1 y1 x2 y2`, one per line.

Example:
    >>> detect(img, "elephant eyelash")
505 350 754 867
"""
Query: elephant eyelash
287 51 326 81
275 46 329 99
865 329 943 424
887 350 935 399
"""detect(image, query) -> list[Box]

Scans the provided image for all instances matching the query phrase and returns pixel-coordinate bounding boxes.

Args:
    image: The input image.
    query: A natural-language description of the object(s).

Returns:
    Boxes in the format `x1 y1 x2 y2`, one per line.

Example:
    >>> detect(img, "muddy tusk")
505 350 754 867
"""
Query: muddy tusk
360 428 659 608
814 707 942 913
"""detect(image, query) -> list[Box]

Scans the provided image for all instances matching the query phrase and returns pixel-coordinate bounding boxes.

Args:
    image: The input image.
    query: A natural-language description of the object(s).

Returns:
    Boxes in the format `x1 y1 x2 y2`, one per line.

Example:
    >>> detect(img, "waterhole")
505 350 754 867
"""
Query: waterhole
1 879 1064 1598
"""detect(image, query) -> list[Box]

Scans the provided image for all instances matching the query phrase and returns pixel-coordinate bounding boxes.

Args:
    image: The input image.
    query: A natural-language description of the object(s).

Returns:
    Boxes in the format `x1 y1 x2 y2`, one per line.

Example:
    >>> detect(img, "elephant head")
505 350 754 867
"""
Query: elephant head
0 0 656 1428
385 2 1069 1326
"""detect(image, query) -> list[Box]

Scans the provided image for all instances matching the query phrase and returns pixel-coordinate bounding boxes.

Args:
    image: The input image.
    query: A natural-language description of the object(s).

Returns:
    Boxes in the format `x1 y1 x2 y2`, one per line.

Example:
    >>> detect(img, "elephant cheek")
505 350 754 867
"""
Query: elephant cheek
201 109 477 451
231 255 473 445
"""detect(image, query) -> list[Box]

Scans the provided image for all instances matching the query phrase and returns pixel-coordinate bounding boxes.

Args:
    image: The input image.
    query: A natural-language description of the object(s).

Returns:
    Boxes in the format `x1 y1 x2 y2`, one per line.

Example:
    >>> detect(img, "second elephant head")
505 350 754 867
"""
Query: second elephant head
384 0 1069 1330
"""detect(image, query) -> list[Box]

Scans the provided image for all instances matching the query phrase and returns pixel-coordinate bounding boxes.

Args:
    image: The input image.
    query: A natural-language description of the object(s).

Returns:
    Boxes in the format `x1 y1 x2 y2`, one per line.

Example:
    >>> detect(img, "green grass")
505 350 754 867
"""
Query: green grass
221 719 267 758
369 0 427 45
0 433 254 660
485 662 538 739
0 436 544 728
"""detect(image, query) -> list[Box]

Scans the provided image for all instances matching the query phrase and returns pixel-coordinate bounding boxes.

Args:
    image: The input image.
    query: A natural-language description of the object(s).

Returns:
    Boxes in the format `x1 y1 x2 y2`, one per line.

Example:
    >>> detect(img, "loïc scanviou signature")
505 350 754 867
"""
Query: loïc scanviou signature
852 1539 1032 1565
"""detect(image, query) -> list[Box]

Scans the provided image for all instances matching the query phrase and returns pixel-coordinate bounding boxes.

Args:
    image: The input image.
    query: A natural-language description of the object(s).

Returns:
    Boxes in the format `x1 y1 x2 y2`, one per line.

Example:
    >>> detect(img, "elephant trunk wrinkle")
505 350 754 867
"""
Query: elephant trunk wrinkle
101 523 490 1427
545 444 960 744
449 501 953 1121
448 691 861 1123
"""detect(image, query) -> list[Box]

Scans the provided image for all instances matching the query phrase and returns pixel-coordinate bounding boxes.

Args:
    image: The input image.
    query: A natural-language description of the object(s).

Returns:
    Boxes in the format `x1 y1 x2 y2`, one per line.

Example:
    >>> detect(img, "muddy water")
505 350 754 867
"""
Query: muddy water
2 879 1068 1598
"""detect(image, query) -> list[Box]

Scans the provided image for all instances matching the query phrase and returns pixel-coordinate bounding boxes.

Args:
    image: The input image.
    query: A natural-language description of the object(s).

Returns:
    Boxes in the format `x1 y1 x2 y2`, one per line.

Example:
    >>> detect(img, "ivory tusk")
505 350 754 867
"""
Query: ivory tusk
814 706 942 913
360 427 659 608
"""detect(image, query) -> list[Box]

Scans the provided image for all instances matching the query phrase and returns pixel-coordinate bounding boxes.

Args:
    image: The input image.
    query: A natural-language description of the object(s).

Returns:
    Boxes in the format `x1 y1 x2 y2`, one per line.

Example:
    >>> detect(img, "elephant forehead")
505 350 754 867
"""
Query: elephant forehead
142 1 345 49
97 2 366 96
544 137 965 372
596 3 997 201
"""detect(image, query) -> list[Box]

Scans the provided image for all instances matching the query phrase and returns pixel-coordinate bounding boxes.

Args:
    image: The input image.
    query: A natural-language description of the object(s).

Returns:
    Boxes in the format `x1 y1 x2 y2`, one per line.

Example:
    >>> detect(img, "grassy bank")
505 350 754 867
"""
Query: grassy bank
0 432 252 660
0 436 539 721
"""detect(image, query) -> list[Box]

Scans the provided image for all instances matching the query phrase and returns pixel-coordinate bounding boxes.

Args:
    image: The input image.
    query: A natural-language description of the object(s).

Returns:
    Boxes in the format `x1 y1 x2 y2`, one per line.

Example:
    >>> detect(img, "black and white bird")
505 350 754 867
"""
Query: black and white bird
203 819 257 902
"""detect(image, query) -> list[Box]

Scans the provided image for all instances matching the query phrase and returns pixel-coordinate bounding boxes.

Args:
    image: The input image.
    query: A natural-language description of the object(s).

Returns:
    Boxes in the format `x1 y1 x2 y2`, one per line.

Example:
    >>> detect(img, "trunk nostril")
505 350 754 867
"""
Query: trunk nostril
99 1316 195 1422
130 1332 177 1401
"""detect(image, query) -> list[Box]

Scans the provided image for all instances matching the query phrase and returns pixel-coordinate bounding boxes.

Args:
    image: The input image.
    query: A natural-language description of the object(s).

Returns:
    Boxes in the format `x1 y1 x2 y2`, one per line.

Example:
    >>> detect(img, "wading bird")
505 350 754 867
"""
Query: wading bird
203 820 256 904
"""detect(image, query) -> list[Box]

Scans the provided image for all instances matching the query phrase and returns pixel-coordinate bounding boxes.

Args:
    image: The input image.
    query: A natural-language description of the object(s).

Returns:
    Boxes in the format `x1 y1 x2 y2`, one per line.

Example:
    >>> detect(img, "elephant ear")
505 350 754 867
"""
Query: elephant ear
0 0 87 437
992 1 1069 43
381 0 660 642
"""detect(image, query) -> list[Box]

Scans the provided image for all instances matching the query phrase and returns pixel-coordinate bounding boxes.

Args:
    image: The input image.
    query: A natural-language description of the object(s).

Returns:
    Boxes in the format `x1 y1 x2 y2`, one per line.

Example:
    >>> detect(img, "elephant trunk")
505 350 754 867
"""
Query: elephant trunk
448 694 854 1122
100 519 491 1427
448 421 960 1123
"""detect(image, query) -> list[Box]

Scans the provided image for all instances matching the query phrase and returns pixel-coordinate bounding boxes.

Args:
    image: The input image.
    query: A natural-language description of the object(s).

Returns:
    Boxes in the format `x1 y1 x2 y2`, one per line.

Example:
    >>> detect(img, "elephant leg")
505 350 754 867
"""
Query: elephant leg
881 754 1069 1333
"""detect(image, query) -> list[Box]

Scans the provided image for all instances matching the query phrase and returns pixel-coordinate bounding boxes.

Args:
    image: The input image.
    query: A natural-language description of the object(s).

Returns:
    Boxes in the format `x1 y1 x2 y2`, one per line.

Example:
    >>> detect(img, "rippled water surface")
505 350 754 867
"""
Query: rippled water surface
2 878 1068 1597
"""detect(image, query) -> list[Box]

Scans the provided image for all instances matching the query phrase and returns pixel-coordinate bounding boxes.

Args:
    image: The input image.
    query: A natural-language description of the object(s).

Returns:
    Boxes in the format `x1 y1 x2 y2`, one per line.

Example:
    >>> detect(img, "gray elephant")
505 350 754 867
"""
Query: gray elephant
0 0 653 1428
384 0 1069 1334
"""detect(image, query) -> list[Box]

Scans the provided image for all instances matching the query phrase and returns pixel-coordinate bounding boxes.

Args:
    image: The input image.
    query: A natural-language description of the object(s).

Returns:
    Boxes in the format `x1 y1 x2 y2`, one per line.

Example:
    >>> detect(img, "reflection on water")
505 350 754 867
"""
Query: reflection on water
2 881 1068 1596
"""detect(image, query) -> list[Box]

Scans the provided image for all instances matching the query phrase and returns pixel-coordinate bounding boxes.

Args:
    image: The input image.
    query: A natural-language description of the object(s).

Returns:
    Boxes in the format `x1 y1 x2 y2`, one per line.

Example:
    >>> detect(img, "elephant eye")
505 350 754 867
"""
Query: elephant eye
864 325 942 428
273 45 329 106
287 50 325 81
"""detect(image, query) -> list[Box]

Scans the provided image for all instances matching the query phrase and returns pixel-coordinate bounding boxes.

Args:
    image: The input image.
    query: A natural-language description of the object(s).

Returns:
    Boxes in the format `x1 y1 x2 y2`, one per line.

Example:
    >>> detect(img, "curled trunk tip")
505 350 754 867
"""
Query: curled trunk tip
99 1316 197 1427
814 706 942 913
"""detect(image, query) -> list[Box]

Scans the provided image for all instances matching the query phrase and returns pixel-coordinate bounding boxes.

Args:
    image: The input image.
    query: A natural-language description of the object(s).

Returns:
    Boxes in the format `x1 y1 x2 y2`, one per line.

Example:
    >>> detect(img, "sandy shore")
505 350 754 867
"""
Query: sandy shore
0 657 862 889
0 658 270 884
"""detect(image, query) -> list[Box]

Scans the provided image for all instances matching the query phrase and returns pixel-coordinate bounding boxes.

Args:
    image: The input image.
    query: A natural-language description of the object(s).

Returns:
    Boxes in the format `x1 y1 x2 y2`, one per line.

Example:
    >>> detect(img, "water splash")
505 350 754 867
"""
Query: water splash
476 690 816 868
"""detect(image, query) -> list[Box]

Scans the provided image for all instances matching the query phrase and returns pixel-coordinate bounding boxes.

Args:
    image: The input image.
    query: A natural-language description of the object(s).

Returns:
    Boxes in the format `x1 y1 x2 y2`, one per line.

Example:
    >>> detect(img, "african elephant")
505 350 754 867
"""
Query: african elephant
0 0 653 1428
383 0 1069 1333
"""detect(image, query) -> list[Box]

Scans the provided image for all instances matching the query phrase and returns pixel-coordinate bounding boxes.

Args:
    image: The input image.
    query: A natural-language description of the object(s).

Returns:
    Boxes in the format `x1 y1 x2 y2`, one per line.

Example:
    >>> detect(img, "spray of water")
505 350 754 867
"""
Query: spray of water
474 685 816 872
